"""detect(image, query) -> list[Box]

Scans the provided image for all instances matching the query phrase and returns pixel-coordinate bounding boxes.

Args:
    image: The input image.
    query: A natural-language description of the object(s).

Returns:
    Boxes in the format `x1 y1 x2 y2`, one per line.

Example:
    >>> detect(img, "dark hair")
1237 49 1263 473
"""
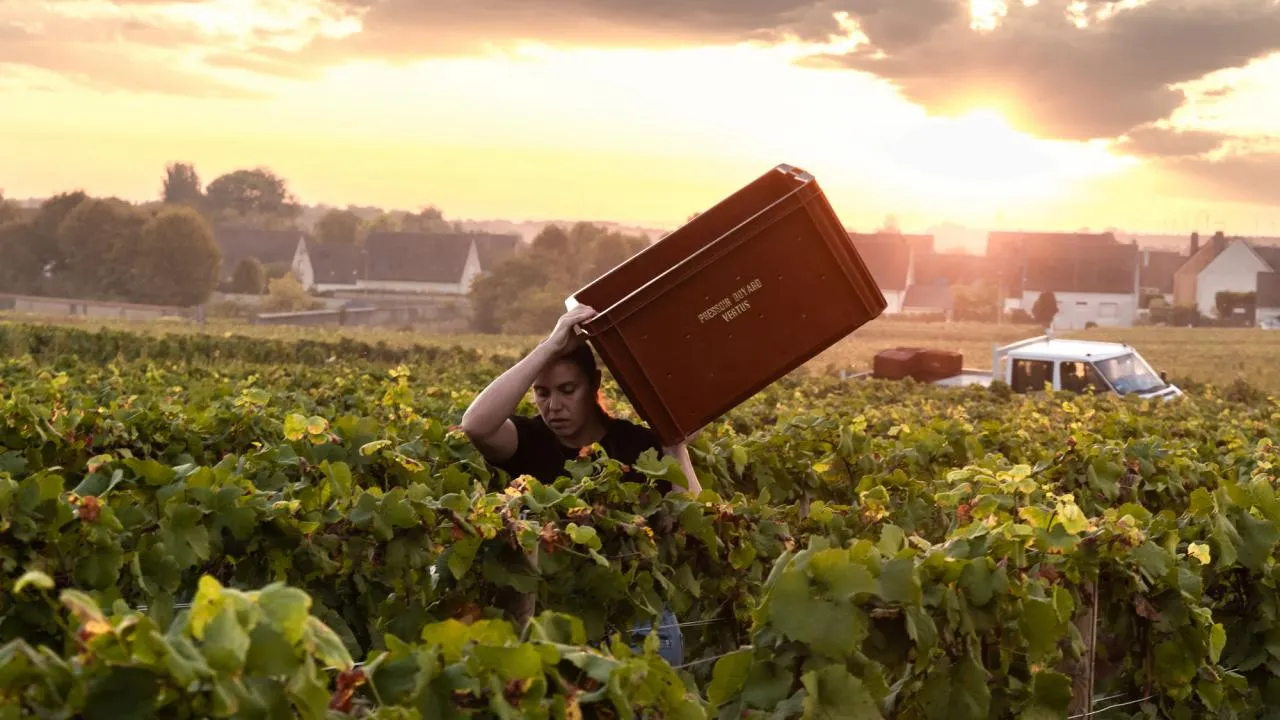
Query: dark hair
557 342 610 418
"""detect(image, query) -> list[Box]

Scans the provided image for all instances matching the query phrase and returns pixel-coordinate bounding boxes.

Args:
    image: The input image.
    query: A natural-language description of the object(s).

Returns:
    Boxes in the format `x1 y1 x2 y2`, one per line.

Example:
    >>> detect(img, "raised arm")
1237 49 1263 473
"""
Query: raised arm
461 305 597 462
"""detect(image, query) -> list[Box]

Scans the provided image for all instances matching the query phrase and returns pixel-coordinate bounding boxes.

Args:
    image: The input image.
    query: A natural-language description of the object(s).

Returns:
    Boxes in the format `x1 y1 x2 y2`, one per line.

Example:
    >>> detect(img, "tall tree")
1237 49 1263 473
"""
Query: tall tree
22 191 89 286
468 253 553 334
0 220 43 294
0 190 21 225
132 206 222 306
53 197 145 299
531 224 571 256
315 209 362 245
162 162 204 207
364 212 400 234
400 207 451 233
231 257 267 294
204 168 300 228
1032 291 1059 326
468 222 650 334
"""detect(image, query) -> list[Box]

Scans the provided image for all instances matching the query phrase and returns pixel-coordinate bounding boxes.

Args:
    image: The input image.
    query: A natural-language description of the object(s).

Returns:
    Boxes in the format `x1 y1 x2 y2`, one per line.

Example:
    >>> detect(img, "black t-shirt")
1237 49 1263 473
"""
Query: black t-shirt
492 414 672 494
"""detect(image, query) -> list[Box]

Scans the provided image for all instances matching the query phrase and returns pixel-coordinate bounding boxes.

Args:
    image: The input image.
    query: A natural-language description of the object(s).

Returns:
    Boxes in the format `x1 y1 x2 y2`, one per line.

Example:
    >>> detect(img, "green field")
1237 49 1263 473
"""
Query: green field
809 320 1280 392
1 318 1279 717
8 310 1280 391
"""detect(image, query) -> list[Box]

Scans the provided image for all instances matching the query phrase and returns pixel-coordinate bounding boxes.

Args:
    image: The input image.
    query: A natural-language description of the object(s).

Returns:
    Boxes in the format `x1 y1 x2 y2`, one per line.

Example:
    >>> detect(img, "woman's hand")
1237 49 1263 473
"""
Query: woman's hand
543 305 598 355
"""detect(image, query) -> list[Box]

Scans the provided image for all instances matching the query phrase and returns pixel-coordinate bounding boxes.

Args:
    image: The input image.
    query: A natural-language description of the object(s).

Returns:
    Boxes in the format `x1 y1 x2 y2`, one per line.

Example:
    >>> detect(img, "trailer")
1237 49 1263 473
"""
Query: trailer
845 332 1183 400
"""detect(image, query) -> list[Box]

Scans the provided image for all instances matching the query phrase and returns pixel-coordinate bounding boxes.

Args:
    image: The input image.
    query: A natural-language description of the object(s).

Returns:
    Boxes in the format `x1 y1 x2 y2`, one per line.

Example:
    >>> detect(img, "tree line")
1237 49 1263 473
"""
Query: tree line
0 191 221 307
160 162 462 243
0 161 477 307
469 223 653 334
0 161 658 319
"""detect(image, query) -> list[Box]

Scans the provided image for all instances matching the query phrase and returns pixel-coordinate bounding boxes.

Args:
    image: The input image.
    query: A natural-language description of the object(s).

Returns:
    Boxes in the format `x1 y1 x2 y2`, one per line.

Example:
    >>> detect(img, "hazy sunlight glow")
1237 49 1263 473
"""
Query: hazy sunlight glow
2 0 1272 234
876 109 1133 210
155 0 359 48
969 0 1009 31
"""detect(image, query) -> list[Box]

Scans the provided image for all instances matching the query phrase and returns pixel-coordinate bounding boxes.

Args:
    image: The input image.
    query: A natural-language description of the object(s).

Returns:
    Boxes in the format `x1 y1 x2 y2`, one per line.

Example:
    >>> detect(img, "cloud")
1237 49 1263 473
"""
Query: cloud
323 0 850 49
1159 146 1280 205
1116 124 1230 158
806 0 1280 142
0 0 347 97
213 0 1280 146
0 16 264 98
9 0 1280 212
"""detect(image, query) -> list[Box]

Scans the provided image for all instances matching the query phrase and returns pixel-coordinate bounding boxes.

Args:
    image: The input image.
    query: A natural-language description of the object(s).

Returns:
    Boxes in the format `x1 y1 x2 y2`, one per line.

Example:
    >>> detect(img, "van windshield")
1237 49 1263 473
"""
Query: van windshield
1093 353 1166 395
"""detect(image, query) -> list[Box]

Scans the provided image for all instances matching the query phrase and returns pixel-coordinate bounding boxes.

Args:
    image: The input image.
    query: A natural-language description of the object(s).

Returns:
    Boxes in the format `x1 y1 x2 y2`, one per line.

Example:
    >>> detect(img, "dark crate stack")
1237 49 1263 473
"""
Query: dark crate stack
873 347 963 383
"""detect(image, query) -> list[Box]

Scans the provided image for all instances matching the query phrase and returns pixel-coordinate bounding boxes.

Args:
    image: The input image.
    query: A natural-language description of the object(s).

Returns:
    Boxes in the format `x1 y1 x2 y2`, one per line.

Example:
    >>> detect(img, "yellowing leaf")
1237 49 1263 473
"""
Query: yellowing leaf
283 413 308 441
1054 495 1090 535
1187 542 1211 565
14 570 54 594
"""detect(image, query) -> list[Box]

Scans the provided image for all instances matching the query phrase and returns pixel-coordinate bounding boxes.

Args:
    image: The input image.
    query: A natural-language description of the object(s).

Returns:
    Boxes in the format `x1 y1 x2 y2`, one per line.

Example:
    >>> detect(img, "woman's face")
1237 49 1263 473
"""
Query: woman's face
533 360 597 440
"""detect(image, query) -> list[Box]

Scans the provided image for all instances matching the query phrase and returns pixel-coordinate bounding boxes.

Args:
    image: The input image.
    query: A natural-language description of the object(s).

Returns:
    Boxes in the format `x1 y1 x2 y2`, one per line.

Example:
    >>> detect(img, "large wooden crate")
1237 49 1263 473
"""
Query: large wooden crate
567 164 887 446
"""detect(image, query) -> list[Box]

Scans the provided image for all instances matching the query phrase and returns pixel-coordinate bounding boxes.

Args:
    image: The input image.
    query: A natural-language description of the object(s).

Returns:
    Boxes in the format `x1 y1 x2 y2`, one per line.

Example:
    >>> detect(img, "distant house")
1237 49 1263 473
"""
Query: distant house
359 232 482 295
292 231 521 295
1172 231 1280 319
989 231 1140 329
911 249 990 289
848 233 925 313
295 241 362 292
213 226 307 283
901 280 954 317
1258 272 1280 328
1137 248 1185 307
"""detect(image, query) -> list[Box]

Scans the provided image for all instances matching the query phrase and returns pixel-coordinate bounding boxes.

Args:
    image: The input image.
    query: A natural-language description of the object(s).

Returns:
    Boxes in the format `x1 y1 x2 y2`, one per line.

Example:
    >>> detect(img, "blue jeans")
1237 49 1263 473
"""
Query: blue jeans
629 607 684 667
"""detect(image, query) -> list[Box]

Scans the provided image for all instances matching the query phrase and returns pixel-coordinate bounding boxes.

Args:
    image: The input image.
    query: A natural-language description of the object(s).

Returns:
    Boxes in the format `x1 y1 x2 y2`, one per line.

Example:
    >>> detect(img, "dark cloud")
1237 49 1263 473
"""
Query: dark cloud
0 1 285 98
0 48 267 100
1159 148 1280 205
805 0 1280 141
226 0 1280 146
250 0 853 65
1116 124 1230 157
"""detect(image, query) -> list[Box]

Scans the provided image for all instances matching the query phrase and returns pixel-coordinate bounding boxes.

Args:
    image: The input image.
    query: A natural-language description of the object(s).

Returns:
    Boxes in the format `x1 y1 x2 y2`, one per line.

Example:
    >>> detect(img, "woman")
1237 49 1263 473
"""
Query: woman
460 304 701 495
460 304 700 666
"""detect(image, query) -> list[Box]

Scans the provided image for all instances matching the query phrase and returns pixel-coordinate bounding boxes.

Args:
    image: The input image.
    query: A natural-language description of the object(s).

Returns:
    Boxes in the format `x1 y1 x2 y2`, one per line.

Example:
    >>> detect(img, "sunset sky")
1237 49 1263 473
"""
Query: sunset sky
1 0 1278 236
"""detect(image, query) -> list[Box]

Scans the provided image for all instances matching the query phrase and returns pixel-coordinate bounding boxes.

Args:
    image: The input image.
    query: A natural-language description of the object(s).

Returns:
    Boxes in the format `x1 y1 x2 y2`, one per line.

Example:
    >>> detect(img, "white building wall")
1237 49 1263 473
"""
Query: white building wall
1195 240 1271 318
1020 291 1137 330
880 289 905 314
459 242 483 294
1258 307 1280 328
315 282 358 293
293 241 316 289
355 280 464 295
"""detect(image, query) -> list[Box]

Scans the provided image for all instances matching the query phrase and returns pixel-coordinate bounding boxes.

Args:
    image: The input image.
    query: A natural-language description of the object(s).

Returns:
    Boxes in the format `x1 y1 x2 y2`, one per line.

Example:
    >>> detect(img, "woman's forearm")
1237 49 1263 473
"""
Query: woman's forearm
663 443 703 495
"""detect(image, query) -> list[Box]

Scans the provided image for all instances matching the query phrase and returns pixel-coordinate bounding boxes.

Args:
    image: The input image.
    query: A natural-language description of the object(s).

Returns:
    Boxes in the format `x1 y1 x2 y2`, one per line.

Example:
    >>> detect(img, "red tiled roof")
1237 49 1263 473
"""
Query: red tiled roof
902 282 953 311
213 226 303 280
1258 271 1280 308
364 232 473 284
1138 249 1186 294
306 241 362 285
912 251 990 287
991 231 1138 295
1250 243 1280 272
